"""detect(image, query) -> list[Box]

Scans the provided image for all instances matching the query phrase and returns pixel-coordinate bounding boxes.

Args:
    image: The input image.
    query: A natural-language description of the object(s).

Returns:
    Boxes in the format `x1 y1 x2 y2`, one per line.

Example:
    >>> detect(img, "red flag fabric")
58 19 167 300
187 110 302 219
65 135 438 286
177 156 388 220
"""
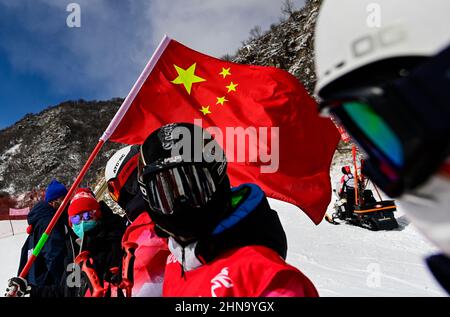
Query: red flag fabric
110 38 340 224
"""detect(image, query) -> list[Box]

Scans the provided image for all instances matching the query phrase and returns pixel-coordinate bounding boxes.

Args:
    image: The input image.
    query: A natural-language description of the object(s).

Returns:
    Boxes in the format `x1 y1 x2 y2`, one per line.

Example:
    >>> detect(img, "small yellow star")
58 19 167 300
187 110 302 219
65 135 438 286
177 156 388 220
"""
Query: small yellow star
226 82 238 92
216 96 228 105
171 63 206 94
200 106 212 116
219 67 231 78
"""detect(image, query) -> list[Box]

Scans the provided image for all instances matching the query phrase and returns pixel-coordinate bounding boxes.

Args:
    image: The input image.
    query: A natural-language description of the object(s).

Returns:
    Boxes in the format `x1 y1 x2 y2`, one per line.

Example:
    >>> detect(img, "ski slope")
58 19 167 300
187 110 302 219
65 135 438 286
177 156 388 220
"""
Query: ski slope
0 220 28 296
273 198 445 296
0 206 445 297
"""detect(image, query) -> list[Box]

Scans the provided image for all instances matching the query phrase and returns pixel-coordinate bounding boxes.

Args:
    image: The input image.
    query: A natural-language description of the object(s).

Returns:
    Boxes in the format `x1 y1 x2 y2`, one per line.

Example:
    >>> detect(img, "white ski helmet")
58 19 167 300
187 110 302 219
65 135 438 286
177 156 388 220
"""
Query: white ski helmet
105 145 140 203
105 145 138 181
314 0 450 96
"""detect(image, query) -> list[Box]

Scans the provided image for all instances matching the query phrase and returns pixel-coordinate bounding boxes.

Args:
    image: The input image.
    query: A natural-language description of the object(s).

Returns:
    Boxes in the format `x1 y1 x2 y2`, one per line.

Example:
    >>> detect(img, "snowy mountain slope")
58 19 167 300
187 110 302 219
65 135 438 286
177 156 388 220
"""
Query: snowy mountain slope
0 208 445 297
0 99 124 196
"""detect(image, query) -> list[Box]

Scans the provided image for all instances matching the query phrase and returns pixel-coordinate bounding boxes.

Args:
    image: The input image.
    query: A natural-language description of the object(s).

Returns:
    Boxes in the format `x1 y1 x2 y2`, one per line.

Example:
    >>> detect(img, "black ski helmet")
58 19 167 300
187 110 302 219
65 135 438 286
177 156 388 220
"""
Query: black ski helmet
138 122 230 243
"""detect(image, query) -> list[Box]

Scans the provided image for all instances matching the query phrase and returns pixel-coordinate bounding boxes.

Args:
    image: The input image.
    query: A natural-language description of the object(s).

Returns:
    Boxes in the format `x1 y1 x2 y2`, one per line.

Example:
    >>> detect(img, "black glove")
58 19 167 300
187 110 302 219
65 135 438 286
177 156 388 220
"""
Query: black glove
5 277 31 297
104 267 121 286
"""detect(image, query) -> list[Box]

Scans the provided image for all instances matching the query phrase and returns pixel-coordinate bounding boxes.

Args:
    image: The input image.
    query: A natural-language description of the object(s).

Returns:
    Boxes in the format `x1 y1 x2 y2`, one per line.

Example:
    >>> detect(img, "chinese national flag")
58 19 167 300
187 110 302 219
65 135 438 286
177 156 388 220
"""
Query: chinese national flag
109 37 340 224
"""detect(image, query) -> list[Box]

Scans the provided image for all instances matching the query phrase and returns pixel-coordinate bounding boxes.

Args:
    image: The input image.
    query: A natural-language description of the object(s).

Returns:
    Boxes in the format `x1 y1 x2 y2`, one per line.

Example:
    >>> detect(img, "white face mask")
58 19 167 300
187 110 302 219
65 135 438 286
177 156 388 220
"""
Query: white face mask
398 174 450 257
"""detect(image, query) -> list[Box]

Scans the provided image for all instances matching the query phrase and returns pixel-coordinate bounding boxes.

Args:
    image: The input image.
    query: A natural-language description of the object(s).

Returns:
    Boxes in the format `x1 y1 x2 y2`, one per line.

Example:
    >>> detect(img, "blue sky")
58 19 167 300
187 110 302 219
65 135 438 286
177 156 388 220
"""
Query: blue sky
0 0 305 129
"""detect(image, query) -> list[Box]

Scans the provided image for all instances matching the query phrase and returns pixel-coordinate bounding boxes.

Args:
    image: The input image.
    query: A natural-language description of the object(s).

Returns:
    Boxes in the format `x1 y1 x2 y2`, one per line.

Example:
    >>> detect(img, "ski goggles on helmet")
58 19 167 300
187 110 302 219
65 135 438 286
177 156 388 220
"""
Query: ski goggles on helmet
138 157 221 215
70 210 97 226
319 45 450 197
107 154 139 203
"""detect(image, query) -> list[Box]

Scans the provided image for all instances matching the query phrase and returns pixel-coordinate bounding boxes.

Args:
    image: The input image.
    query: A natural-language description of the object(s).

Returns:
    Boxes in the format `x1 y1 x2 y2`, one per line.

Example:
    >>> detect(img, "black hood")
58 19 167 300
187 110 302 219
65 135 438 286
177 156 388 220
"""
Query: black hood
27 201 56 226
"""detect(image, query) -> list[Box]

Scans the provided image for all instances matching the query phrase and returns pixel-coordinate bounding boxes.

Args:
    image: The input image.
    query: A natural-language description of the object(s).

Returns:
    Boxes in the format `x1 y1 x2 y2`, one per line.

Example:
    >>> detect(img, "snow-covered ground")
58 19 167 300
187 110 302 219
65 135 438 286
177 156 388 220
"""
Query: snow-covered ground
0 206 445 297
0 220 28 295
273 199 445 296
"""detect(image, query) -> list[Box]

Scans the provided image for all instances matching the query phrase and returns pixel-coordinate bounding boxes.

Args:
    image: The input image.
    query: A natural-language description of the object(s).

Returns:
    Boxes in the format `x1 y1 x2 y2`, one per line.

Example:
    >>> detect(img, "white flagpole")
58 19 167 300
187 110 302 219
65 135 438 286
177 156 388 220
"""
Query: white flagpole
100 35 171 142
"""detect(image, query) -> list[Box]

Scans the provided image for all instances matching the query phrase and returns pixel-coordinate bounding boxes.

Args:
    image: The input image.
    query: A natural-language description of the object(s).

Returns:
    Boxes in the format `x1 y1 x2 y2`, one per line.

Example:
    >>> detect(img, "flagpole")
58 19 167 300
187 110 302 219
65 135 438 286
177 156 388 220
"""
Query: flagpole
17 34 172 282
100 35 171 142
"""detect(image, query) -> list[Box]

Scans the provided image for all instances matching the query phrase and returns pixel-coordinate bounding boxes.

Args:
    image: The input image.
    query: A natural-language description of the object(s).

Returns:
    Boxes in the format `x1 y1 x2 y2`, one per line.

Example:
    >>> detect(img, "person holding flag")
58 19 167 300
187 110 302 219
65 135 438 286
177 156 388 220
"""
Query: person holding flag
137 122 319 297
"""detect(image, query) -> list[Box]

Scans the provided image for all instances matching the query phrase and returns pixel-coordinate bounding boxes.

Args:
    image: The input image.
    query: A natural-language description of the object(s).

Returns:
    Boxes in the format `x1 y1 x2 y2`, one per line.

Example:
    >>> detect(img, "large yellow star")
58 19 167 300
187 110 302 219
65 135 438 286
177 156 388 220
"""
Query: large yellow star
171 63 206 94
226 81 238 92
219 67 231 78
200 106 211 116
216 96 228 105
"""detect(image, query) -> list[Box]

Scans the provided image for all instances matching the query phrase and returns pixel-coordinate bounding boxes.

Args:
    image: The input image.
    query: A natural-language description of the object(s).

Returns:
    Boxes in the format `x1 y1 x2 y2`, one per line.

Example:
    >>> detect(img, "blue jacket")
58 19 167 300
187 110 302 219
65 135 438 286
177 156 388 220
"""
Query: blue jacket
18 201 69 287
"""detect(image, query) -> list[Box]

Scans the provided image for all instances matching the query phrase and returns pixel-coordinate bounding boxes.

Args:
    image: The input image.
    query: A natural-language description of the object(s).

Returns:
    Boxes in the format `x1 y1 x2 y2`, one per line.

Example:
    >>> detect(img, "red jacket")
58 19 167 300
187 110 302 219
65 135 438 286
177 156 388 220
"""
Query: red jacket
163 245 318 297
121 212 170 296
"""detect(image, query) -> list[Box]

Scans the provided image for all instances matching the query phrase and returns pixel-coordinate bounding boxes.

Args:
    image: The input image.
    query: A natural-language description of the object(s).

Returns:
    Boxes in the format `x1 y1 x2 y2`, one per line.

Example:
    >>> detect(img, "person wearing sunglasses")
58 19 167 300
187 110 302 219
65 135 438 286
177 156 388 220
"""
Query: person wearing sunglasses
137 122 318 297
66 188 126 297
105 145 170 297
314 0 450 293
67 189 104 240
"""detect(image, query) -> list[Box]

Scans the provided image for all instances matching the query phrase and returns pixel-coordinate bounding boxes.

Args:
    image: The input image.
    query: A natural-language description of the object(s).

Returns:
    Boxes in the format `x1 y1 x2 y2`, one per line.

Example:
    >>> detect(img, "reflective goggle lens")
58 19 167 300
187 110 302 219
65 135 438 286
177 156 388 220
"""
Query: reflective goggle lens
107 179 120 202
145 165 216 215
70 211 95 225
341 101 404 167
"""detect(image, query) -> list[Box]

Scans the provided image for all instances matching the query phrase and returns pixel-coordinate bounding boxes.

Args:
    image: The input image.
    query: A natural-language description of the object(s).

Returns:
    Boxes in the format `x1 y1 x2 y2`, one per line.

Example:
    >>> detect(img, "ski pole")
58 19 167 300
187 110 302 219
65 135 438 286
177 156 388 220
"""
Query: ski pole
372 182 383 201
18 140 105 279
352 145 359 206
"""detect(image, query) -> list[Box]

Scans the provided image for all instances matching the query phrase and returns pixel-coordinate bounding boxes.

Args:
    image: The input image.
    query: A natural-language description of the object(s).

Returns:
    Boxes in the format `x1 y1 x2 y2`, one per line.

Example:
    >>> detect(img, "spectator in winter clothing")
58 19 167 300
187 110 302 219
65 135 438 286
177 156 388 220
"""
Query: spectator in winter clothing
7 188 126 297
338 166 354 197
60 188 126 297
105 145 170 297
337 166 356 218
137 123 318 297
17 179 69 288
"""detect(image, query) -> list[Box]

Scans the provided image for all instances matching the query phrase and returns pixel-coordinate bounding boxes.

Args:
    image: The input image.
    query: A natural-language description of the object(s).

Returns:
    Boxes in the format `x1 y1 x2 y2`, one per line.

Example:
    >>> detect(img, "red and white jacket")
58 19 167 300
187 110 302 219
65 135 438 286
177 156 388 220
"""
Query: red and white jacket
121 212 170 297
163 244 318 297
